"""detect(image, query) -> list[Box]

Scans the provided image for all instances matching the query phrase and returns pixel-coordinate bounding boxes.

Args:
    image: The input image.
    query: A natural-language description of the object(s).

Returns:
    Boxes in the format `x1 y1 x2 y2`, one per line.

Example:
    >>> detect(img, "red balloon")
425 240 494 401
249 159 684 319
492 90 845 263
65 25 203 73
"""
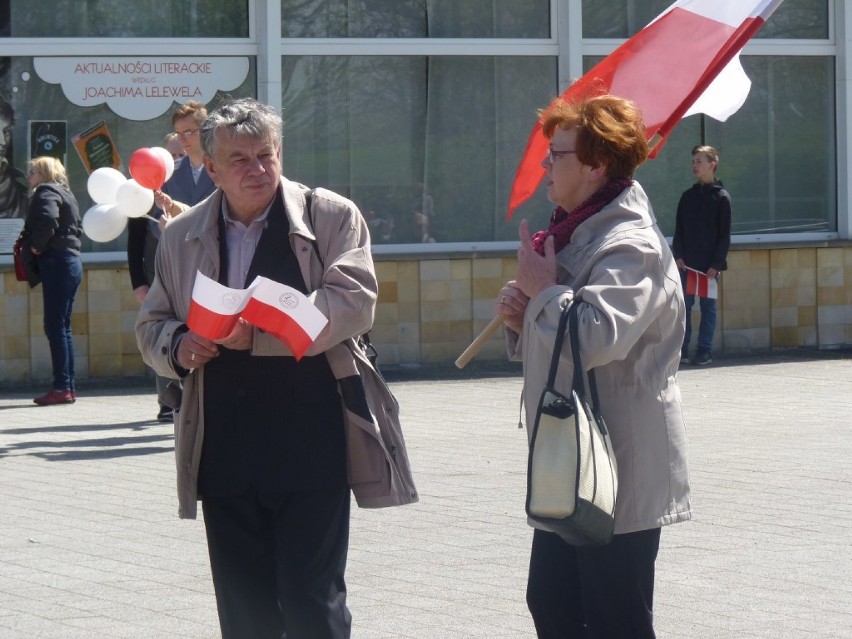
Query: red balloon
129 147 167 190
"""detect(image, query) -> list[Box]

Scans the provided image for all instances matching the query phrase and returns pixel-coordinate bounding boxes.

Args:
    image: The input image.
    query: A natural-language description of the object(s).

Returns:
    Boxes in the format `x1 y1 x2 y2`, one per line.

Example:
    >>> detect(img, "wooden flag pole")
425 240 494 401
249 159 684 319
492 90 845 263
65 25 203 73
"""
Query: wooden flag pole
455 315 504 369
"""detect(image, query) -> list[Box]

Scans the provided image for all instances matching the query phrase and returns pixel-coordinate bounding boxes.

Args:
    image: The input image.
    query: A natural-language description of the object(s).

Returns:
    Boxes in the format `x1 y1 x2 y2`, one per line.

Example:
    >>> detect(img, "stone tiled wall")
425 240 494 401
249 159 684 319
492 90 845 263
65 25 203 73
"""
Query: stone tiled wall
2 244 851 385
1 266 147 387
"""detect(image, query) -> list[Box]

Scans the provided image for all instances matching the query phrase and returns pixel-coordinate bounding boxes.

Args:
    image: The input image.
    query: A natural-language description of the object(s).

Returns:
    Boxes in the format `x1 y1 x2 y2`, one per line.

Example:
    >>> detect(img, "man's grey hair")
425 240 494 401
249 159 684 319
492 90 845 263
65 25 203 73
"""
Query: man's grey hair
200 97 283 158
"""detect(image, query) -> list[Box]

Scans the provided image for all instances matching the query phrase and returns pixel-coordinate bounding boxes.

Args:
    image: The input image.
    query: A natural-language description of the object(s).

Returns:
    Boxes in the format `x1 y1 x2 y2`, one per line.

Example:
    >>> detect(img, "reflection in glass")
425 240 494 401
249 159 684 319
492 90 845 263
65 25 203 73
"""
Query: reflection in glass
582 0 828 40
282 0 549 38
282 55 556 244
580 54 837 237
7 0 249 37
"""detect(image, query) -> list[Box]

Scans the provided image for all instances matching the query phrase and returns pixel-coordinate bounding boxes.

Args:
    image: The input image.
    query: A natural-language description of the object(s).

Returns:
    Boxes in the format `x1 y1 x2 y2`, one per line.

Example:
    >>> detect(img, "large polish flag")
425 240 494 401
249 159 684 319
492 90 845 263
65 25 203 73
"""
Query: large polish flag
187 271 254 341
507 0 785 217
240 276 328 360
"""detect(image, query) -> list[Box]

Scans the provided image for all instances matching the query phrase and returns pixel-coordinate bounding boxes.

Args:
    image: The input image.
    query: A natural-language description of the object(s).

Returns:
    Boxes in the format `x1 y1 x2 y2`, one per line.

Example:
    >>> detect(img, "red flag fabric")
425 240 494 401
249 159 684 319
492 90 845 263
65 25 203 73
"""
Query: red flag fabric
507 0 784 218
186 271 328 359
685 268 718 299
187 272 252 341
240 276 328 360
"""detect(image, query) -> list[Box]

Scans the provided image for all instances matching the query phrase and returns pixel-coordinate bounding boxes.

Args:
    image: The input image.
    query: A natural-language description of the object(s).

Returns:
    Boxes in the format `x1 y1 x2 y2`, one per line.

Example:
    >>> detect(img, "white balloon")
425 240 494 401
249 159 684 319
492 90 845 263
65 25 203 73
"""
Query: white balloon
82 203 127 242
150 146 175 182
87 167 127 204
114 179 155 218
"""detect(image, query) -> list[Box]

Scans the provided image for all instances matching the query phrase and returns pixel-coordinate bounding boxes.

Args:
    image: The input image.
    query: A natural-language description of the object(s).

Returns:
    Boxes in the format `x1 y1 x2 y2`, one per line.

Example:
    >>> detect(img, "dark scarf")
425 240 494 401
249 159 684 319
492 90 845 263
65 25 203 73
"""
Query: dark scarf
531 178 633 255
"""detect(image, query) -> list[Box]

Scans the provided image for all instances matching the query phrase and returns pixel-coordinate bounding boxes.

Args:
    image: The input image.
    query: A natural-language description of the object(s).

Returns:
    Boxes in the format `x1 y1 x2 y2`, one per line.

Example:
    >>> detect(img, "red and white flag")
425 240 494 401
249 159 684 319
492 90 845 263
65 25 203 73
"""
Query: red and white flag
187 271 254 341
685 267 718 299
186 271 328 360
507 0 784 217
241 276 328 360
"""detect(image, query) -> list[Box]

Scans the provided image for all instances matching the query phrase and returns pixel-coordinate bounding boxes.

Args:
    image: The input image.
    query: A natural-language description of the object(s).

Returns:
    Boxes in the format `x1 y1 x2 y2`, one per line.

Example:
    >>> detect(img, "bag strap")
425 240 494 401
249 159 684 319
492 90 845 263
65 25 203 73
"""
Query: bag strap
304 188 324 269
544 301 573 389
568 302 603 417
304 188 378 367
545 300 604 421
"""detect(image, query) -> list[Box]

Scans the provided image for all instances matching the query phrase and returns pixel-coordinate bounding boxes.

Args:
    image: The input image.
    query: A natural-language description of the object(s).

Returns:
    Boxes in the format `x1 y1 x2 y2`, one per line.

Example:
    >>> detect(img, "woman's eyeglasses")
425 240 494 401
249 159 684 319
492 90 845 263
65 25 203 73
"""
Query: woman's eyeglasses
548 148 577 164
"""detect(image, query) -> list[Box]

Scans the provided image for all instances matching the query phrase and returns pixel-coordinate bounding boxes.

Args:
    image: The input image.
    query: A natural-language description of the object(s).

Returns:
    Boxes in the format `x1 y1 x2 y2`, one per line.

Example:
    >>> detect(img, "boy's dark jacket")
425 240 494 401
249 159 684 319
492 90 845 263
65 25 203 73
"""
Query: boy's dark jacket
672 180 731 273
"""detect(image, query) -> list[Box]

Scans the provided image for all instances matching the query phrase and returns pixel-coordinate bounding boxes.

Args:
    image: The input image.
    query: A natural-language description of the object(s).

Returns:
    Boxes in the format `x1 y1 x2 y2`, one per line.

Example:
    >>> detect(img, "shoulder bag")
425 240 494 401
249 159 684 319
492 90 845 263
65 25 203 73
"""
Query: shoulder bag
13 234 28 282
526 301 618 546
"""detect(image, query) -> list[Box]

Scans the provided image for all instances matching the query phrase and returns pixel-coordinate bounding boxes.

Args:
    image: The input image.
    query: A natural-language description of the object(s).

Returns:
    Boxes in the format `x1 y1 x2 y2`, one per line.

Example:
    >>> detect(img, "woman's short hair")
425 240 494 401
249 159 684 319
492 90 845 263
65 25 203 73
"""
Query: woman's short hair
200 97 282 159
540 94 649 180
28 156 68 185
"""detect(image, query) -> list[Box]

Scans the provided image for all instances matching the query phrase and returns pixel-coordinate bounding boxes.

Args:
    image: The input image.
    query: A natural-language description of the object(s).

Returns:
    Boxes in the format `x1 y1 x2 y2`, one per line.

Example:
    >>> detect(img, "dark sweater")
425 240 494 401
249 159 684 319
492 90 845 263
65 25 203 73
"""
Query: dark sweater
672 180 731 273
24 182 82 255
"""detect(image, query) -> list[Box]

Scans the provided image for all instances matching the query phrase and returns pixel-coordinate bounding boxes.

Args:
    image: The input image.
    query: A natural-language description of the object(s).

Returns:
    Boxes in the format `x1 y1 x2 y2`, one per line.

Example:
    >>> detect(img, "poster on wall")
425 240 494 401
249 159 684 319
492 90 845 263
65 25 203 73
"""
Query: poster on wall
0 56 28 252
33 57 250 121
72 121 121 174
30 120 67 164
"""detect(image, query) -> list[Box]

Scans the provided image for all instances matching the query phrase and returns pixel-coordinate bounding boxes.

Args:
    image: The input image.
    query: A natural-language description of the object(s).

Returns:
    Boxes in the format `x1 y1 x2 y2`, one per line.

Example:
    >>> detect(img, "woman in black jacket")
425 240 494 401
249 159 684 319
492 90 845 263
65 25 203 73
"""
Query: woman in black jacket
23 156 83 405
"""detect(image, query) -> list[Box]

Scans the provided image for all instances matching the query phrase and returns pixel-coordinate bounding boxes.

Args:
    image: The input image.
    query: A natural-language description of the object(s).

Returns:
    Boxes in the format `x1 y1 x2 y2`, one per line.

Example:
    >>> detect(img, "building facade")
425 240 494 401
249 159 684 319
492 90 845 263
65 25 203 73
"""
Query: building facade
1 0 850 385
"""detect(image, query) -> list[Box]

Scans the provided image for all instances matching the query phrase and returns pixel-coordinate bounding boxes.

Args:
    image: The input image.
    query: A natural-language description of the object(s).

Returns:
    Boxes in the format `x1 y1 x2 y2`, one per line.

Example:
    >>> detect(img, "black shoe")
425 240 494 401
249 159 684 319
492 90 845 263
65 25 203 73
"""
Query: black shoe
692 351 712 366
680 349 690 365
156 407 174 422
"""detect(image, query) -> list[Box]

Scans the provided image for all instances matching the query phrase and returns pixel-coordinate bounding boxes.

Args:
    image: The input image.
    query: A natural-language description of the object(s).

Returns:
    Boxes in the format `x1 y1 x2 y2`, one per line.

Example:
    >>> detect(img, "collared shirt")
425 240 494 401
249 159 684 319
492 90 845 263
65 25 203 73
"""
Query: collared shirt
221 197 274 289
190 162 204 185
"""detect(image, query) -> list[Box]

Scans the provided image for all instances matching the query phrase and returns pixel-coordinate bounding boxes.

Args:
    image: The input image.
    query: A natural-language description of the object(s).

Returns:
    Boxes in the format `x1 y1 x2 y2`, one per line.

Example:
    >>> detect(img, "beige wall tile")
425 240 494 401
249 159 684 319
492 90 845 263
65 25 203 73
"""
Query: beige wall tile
471 258 503 278
770 307 798 328
374 303 399 324
421 280 449 302
89 333 122 357
378 280 399 304
375 261 398 281
90 355 126 377
450 260 471 280
420 260 451 281
818 287 846 306
817 248 844 268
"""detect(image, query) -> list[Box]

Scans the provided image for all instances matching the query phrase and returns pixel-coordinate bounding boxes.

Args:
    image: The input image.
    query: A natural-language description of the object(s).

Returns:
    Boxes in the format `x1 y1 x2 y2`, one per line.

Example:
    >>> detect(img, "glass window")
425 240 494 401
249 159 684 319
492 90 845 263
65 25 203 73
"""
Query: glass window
2 56 256 252
586 55 837 236
582 0 829 40
281 0 550 38
282 55 556 244
5 0 249 37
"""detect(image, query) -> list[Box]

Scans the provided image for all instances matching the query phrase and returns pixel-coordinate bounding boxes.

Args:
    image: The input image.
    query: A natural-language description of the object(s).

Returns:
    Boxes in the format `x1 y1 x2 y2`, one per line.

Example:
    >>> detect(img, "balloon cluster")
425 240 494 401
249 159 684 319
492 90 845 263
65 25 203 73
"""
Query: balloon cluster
82 147 176 242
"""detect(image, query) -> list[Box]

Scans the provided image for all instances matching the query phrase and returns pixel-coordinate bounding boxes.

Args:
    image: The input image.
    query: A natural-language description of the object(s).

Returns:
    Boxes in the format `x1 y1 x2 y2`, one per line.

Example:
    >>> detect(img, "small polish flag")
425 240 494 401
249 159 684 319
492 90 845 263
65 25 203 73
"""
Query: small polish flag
187 271 254 340
685 268 718 299
507 0 785 217
241 276 328 360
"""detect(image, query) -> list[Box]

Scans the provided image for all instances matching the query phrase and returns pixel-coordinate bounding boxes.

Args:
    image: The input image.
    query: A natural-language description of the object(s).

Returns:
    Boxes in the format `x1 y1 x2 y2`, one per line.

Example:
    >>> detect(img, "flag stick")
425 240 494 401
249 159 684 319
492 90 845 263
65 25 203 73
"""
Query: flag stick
455 315 504 369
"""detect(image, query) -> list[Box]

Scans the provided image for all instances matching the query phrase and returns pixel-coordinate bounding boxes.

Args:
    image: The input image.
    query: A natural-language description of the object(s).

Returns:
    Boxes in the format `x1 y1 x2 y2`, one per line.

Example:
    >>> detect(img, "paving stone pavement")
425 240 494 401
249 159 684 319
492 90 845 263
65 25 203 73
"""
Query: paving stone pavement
1 351 851 638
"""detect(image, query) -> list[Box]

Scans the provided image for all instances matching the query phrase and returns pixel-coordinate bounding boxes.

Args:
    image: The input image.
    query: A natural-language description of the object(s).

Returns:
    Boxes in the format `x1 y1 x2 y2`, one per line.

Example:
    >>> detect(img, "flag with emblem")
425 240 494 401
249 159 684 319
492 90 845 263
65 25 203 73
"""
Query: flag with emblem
240 276 328 360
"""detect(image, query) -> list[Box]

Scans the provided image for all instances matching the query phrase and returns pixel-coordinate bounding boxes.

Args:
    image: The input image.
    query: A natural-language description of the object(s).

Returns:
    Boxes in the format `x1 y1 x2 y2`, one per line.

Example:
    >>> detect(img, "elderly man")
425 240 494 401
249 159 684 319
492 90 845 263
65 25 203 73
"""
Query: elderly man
136 97 415 638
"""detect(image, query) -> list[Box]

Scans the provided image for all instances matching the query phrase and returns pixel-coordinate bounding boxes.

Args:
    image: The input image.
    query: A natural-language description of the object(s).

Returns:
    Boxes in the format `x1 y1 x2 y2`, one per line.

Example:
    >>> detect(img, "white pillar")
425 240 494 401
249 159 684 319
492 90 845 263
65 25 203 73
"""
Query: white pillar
836 0 851 239
256 0 282 114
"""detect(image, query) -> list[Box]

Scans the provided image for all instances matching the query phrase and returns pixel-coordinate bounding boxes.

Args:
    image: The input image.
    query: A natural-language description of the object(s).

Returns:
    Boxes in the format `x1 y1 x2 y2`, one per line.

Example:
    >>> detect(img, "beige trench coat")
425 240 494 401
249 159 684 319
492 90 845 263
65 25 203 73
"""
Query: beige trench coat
136 178 417 518
509 182 692 535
